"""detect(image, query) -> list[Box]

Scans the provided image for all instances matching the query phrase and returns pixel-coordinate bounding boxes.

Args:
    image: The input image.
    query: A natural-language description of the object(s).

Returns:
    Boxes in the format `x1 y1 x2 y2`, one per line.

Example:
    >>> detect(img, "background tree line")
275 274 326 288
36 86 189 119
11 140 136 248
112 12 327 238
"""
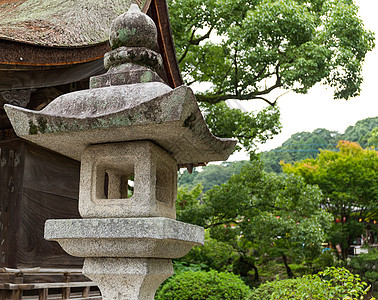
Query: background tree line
261 116 378 172
179 116 378 190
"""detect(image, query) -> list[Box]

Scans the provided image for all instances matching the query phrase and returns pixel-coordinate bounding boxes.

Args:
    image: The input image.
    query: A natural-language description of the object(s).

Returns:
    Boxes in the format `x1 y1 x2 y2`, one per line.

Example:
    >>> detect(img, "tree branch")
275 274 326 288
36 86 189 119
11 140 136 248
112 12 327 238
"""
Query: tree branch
216 65 233 95
190 26 214 45
179 29 197 63
234 44 239 96
179 26 214 64
196 80 283 106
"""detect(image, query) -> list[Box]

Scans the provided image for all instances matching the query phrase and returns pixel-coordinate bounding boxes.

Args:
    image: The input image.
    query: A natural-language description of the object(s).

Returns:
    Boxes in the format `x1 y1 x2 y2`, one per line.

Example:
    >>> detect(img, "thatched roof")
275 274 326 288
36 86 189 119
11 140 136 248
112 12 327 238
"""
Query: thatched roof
0 0 151 47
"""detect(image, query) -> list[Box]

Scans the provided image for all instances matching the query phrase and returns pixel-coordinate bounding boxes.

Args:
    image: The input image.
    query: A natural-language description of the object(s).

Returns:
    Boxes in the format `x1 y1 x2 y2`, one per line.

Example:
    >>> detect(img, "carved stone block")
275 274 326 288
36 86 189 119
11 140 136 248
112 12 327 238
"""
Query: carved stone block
79 141 177 219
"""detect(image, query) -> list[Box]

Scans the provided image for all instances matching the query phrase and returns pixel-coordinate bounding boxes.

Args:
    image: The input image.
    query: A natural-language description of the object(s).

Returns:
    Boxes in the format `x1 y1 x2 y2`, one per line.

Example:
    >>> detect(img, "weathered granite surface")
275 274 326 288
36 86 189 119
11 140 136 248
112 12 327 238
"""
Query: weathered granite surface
94 59 164 87
5 85 236 165
44 217 204 258
103 5 164 81
109 4 158 51
79 141 177 219
83 258 173 300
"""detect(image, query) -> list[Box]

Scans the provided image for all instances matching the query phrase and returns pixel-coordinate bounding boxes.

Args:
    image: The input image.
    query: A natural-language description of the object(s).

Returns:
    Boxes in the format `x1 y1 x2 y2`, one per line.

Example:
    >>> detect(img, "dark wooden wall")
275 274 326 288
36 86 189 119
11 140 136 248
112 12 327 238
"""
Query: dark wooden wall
0 134 83 269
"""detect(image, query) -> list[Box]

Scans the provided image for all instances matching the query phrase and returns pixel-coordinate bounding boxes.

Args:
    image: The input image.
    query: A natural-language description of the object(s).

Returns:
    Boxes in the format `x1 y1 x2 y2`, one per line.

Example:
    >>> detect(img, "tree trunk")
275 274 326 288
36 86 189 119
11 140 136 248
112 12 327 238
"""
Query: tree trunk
251 264 259 282
282 253 294 278
233 254 259 282
341 245 349 260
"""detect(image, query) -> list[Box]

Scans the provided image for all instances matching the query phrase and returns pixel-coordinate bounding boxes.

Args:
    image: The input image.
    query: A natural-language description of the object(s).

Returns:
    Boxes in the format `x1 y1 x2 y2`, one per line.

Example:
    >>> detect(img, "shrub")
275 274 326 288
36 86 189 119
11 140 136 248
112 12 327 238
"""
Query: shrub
312 250 340 272
249 267 374 300
176 232 236 272
155 270 252 300
349 248 378 285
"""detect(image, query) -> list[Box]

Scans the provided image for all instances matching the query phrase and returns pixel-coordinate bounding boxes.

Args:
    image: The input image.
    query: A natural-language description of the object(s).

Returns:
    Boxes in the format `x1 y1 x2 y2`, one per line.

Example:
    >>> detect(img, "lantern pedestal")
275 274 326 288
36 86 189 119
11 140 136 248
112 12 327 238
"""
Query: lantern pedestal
83 258 172 300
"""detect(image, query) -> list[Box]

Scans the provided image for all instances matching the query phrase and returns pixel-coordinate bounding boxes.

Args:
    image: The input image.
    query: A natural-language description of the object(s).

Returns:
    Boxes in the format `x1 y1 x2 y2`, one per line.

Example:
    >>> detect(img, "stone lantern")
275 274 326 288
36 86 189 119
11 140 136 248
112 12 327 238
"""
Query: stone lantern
5 5 236 300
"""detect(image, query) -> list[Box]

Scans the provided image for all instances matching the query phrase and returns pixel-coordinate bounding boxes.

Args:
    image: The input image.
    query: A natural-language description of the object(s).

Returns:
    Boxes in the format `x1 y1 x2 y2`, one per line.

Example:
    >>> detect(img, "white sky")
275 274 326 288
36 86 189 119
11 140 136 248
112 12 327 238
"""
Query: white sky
226 0 378 161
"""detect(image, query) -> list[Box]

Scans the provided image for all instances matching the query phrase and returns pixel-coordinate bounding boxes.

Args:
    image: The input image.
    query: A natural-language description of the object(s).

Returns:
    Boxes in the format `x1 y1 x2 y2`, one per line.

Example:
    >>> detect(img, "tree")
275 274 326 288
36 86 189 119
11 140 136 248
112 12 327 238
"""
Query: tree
178 160 250 192
177 161 332 279
367 127 378 146
342 116 378 145
260 128 341 173
168 0 374 154
168 0 375 104
260 116 378 173
282 140 378 259
175 231 237 272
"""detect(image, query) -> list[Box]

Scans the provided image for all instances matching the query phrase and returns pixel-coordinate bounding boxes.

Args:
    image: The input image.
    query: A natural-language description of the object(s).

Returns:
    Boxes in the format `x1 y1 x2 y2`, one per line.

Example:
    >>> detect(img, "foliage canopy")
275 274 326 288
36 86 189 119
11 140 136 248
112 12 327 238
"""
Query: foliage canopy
282 140 378 258
177 161 332 278
168 0 374 154
168 0 375 105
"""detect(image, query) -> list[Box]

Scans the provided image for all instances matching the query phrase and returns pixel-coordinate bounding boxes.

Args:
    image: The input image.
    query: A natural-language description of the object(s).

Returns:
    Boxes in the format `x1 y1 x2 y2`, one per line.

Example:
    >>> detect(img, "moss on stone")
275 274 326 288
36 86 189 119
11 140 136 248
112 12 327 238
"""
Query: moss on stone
37 117 47 133
29 120 38 135
118 27 137 45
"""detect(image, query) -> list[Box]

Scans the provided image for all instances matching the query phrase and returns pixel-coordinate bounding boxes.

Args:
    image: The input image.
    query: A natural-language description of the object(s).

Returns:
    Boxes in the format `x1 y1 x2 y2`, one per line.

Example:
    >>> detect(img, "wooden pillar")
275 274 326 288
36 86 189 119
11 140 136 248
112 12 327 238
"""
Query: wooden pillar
82 286 90 298
11 289 21 300
39 288 48 300
62 286 70 299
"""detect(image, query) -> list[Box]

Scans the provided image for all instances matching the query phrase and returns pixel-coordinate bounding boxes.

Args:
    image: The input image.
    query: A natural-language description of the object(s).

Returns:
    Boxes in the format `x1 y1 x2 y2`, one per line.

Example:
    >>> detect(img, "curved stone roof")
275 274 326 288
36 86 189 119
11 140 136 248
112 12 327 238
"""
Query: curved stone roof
4 84 236 164
0 0 150 47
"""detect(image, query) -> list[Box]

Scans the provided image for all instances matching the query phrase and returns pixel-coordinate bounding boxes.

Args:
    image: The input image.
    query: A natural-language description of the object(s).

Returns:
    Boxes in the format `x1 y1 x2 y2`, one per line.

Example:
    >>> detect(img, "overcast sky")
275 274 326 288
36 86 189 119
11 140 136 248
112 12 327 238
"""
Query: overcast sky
228 0 378 160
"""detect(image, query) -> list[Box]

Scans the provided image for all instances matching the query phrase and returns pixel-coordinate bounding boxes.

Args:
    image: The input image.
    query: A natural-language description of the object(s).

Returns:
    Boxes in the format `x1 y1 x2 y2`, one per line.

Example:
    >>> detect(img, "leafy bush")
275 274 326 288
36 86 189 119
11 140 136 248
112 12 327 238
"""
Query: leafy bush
176 231 236 272
172 261 204 274
249 267 374 300
311 250 341 272
155 270 251 300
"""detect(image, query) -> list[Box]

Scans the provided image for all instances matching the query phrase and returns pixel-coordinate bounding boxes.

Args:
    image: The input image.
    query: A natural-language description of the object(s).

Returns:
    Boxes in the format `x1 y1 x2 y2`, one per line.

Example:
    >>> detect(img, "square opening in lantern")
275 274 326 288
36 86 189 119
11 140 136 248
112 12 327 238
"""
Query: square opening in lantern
95 160 135 200
79 141 177 219
156 161 175 206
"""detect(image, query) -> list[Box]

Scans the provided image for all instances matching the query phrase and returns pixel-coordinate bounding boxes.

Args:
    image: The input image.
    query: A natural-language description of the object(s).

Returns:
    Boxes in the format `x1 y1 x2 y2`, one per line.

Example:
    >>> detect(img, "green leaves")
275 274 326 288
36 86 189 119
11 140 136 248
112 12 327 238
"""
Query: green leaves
249 267 372 300
242 0 316 48
168 0 374 155
318 0 375 99
178 160 332 266
260 117 378 173
202 102 281 153
282 140 378 258
168 0 375 101
156 270 252 300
